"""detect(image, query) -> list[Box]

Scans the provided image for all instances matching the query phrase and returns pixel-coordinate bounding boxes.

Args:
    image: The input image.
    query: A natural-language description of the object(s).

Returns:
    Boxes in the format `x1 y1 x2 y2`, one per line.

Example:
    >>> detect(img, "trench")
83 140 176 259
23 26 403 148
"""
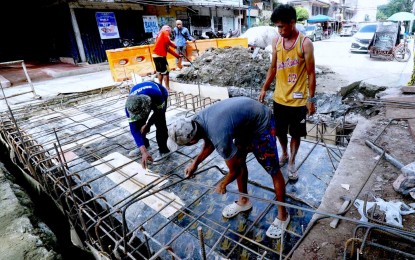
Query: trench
0 141 95 260
0 89 356 259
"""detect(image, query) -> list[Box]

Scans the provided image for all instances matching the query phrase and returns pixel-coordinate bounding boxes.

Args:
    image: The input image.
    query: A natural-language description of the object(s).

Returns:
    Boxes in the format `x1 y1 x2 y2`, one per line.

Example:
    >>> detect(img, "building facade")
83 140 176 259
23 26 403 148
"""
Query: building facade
0 0 247 65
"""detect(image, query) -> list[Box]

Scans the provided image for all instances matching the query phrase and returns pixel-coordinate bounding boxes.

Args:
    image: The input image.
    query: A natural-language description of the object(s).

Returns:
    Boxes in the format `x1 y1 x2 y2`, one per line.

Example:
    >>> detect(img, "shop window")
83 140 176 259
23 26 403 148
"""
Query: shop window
190 15 211 27
214 17 223 31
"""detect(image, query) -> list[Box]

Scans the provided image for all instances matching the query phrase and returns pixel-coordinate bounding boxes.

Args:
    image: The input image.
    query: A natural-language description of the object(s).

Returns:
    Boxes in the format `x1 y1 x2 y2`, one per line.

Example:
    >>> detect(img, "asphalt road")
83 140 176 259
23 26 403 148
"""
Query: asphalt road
313 35 413 89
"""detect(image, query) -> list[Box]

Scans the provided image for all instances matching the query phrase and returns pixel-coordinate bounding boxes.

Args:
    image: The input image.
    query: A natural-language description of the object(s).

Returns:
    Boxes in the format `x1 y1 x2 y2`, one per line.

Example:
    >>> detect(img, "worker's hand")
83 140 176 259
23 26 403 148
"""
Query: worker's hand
141 123 150 135
215 181 227 194
307 102 316 116
258 90 266 103
141 150 153 169
184 163 197 178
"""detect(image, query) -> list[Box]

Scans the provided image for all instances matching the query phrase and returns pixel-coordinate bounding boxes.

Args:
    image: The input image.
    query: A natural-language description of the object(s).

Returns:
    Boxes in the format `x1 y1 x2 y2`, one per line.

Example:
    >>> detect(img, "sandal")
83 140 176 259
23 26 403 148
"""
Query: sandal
279 156 289 167
266 215 290 239
222 201 253 218
288 164 298 181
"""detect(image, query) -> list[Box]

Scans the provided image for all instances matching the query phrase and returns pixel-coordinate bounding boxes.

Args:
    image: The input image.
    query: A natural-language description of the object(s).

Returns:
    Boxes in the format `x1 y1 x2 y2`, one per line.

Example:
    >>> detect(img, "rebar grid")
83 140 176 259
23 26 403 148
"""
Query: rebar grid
0 89 384 260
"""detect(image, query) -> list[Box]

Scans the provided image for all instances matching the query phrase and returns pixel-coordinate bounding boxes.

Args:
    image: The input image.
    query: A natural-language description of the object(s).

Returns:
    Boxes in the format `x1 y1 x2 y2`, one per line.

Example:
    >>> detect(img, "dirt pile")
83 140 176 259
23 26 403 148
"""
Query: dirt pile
177 46 273 91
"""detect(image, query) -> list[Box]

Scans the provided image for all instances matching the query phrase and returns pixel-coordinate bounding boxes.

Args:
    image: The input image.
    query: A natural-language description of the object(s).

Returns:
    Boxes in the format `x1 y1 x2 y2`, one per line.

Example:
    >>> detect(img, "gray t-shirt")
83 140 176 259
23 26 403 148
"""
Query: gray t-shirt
194 97 272 160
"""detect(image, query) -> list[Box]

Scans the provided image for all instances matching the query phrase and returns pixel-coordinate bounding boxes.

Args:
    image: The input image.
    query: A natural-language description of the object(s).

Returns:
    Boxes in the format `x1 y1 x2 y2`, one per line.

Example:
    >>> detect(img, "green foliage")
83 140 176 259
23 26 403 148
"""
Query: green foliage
377 0 414 18
377 10 388 21
295 6 309 21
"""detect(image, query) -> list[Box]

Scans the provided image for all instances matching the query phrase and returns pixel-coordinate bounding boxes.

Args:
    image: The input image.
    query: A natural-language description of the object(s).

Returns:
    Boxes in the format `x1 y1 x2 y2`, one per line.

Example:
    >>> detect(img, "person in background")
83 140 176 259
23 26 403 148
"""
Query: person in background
125 81 171 168
167 97 290 239
152 25 181 91
173 20 195 71
258 4 316 181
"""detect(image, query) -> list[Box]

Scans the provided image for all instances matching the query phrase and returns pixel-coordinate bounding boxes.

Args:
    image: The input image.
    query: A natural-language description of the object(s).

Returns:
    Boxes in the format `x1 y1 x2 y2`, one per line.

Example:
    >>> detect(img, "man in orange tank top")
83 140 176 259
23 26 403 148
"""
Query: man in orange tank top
259 4 316 181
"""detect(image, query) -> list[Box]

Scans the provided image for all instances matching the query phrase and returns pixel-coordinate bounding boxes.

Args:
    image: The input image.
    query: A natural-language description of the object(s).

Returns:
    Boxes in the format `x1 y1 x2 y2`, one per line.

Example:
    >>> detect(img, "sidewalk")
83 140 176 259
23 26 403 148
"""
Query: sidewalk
0 62 115 109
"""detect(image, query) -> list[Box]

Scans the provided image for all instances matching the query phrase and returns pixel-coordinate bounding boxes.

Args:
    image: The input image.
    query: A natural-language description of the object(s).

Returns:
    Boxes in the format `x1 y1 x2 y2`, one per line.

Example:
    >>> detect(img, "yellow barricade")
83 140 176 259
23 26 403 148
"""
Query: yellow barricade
106 38 249 81
186 39 218 61
216 38 248 48
106 45 155 82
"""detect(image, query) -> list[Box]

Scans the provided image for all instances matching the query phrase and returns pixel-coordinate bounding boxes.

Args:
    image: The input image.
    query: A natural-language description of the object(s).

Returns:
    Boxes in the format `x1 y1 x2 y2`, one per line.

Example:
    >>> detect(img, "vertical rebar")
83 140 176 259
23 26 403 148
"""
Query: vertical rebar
198 226 207 260
53 128 69 170
21 61 40 99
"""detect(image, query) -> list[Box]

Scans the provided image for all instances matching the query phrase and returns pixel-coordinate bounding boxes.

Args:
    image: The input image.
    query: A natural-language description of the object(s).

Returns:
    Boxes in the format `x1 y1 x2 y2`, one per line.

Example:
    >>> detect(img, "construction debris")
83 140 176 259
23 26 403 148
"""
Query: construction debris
177 46 272 92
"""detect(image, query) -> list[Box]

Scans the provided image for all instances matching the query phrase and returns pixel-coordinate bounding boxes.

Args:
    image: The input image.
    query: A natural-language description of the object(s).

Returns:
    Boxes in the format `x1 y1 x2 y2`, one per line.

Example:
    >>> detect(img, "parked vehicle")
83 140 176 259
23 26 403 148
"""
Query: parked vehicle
119 38 154 47
368 21 411 62
296 23 306 35
305 25 323 41
350 23 378 53
340 24 354 37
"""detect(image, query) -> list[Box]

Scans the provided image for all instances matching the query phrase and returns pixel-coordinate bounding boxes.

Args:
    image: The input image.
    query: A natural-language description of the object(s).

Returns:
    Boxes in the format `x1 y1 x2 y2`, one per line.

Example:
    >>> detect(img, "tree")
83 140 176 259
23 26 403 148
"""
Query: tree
377 0 414 18
377 10 388 21
295 6 309 22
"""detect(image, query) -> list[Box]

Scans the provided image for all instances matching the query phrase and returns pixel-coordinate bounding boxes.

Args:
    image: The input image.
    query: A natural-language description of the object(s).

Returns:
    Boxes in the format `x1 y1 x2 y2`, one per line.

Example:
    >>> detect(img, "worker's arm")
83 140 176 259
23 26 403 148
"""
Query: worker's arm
303 37 316 115
168 47 181 58
185 28 196 42
184 136 215 178
129 121 153 168
259 37 279 102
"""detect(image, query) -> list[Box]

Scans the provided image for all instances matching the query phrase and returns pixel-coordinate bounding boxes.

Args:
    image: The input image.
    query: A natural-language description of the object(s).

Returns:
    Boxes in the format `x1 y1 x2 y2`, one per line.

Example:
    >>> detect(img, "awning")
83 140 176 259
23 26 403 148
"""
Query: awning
307 14 334 23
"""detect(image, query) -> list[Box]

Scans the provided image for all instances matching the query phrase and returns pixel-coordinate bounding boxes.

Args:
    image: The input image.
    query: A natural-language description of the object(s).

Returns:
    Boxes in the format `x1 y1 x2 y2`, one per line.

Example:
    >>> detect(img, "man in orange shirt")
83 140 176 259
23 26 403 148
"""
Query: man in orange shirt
152 25 181 91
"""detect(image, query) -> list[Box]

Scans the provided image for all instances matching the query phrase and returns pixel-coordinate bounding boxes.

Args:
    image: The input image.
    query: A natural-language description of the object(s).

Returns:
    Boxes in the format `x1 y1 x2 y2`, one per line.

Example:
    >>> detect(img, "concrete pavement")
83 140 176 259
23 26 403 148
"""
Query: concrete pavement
313 36 414 91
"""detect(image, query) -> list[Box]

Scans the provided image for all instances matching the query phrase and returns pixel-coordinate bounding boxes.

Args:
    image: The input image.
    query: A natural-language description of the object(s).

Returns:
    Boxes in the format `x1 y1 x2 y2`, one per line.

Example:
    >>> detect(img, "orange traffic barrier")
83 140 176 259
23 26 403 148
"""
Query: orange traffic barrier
216 38 248 48
106 38 249 81
106 45 155 82
186 39 218 61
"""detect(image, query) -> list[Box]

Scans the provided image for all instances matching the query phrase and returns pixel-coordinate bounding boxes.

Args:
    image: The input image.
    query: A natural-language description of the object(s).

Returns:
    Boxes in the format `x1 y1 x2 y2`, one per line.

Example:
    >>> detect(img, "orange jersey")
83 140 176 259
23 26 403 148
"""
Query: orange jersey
273 33 308 107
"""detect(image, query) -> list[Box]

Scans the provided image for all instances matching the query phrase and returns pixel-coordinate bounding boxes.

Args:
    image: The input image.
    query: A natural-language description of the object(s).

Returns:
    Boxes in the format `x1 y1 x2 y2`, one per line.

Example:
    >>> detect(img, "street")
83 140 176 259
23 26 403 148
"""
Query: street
313 35 413 88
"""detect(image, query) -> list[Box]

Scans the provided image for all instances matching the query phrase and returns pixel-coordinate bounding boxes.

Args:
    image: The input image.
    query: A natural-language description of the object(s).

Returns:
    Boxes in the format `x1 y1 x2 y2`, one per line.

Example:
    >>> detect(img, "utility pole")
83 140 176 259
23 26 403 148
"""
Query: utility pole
411 1 415 34
248 0 251 28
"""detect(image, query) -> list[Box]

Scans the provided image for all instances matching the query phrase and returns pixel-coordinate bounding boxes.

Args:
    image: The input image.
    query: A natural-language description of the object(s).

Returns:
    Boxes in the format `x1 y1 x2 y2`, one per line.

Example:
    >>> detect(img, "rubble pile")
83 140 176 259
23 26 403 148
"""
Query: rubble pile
176 46 387 130
177 46 273 91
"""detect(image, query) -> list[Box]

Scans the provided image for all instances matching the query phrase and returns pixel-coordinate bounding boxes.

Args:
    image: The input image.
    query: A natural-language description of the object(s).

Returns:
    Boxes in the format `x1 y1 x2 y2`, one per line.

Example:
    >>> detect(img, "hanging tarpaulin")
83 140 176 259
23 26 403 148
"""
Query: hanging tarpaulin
95 12 120 40
143 15 159 37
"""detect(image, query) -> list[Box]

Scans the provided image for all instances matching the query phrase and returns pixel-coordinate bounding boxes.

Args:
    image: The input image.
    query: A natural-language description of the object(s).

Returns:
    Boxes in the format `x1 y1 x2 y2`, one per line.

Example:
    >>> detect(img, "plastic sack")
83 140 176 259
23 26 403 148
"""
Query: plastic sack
353 199 376 222
240 26 279 49
354 198 415 228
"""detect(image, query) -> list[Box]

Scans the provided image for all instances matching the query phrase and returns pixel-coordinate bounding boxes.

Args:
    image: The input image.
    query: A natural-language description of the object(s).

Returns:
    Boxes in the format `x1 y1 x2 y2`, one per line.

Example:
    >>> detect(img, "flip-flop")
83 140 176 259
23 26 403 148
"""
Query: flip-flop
266 215 291 239
288 164 298 181
222 201 253 218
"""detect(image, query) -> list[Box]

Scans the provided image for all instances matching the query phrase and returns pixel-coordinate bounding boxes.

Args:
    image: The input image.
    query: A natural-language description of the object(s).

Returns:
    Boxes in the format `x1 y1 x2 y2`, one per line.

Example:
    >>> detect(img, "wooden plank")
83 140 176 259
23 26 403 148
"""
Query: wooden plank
401 86 415 94
92 152 184 218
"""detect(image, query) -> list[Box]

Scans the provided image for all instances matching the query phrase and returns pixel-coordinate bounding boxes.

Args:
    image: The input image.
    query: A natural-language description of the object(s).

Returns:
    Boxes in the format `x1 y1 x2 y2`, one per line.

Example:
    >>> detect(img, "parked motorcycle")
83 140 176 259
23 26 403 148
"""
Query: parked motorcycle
226 29 240 38
119 38 154 47
205 30 224 39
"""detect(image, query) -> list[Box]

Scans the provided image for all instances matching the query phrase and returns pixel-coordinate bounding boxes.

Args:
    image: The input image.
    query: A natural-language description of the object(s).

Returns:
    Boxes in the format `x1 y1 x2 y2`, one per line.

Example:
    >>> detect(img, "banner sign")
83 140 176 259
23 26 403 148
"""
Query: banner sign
143 15 159 35
96 12 120 39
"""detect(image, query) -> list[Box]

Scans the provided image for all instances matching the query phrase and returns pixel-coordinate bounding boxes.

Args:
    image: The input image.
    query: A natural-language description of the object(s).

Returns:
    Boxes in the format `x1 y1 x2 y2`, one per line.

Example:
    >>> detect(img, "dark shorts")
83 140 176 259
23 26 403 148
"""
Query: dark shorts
251 117 280 176
273 101 307 138
153 57 169 74
176 46 186 55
